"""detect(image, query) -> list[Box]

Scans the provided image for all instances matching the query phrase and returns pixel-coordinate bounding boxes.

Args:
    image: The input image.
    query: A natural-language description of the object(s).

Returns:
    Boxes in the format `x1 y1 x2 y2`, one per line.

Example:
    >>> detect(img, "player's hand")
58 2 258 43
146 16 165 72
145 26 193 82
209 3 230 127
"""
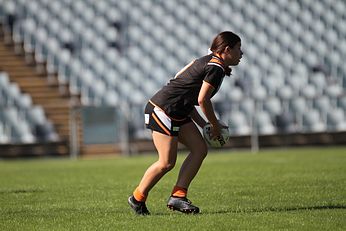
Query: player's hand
210 123 222 140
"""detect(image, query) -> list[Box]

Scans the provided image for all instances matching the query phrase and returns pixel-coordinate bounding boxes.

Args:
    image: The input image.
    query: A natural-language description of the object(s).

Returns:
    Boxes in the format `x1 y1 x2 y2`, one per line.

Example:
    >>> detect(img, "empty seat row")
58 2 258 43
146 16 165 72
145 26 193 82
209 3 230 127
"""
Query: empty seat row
225 106 346 136
0 72 59 144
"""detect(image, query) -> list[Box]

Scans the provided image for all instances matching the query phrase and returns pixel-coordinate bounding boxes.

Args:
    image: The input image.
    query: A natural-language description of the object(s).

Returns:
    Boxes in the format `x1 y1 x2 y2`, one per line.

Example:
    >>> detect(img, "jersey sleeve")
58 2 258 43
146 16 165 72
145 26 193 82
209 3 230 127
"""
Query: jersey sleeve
203 65 225 89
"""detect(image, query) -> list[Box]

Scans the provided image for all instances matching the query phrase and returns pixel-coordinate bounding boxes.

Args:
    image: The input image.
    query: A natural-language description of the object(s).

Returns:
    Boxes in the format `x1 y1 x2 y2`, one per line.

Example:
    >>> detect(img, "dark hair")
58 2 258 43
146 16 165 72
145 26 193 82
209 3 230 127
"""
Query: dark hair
210 31 241 54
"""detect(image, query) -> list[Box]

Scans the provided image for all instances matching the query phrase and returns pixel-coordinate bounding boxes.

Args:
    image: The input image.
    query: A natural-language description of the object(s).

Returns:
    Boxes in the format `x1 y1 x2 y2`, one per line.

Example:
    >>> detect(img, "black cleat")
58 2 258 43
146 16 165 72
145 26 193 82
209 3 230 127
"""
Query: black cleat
167 196 200 214
128 195 150 215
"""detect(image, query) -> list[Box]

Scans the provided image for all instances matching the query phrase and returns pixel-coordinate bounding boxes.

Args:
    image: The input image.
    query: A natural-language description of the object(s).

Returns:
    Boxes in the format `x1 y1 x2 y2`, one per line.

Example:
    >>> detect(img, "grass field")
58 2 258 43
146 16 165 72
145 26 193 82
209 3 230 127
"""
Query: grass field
0 146 345 230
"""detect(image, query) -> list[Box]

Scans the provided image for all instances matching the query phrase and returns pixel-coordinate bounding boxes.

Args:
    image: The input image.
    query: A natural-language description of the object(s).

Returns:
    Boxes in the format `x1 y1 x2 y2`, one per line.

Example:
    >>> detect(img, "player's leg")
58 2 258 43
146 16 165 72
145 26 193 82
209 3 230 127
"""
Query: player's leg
176 121 208 189
129 131 178 215
137 131 178 196
167 121 207 214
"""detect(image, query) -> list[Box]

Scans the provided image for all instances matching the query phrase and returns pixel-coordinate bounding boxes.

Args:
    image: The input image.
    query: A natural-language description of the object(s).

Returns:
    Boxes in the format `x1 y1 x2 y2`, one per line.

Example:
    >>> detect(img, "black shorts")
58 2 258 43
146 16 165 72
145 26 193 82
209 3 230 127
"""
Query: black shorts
144 102 192 136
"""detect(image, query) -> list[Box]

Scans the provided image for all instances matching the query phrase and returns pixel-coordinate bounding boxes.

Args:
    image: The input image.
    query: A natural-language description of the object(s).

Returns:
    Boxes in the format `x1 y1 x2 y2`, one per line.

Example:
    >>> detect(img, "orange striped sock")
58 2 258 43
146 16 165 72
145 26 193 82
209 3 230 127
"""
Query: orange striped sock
171 186 187 198
133 187 147 202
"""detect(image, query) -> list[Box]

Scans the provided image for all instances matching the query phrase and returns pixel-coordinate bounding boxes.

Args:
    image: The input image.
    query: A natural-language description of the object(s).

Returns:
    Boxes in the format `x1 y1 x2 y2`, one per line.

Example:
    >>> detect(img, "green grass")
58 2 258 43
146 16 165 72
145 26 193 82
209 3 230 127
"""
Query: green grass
1 147 345 231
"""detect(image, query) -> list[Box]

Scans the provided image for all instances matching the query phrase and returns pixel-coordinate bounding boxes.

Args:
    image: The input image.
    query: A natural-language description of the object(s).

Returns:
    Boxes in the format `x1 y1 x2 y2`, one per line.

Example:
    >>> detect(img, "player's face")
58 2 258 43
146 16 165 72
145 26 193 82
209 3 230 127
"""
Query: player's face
224 42 243 66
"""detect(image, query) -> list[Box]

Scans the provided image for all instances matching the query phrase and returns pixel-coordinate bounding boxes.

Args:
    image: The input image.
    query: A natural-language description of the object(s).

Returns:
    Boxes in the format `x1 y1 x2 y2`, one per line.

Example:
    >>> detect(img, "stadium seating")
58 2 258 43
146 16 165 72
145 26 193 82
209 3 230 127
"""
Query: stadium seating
0 72 59 143
326 108 346 131
1 0 345 139
228 110 251 135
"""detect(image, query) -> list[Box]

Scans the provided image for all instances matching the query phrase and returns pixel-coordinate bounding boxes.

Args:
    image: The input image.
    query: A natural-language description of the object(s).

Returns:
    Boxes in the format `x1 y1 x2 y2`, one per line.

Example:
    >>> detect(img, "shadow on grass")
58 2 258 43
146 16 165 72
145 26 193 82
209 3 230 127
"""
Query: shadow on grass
150 204 346 216
204 204 346 215
0 189 45 194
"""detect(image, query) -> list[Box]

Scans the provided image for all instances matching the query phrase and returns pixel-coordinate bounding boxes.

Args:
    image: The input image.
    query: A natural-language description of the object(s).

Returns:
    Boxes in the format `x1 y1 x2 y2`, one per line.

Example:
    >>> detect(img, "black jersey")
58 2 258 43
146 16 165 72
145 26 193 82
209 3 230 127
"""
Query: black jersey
150 54 230 120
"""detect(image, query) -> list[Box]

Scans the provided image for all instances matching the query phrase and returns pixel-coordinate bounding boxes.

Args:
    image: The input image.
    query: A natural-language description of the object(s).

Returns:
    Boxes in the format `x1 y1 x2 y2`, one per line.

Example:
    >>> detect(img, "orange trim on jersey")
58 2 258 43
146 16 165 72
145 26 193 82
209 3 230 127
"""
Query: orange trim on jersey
208 55 232 76
209 57 224 66
149 100 187 121
174 60 195 78
152 112 171 136
149 100 162 110
203 80 215 90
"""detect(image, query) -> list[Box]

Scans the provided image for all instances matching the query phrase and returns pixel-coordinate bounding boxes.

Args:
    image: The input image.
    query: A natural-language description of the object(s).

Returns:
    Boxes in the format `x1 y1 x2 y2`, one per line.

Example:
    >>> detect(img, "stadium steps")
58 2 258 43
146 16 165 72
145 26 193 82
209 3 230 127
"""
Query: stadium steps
0 39 81 156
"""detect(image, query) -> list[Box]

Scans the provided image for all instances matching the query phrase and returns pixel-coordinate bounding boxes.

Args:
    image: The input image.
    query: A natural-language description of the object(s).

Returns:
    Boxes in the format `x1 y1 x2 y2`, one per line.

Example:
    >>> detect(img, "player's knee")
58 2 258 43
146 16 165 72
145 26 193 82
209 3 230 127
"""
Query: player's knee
158 161 175 173
200 143 208 159
192 142 208 159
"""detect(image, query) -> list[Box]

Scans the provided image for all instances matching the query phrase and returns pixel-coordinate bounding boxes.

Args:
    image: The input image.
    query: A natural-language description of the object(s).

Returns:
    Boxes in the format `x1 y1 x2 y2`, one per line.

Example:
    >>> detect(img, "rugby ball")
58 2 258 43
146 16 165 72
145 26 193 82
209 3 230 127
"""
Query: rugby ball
203 120 230 148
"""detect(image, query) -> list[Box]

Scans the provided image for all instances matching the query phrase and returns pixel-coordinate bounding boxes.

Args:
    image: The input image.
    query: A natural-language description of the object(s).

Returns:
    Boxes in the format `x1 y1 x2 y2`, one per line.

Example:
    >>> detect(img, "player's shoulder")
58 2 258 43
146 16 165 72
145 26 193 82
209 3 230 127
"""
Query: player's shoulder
206 55 226 72
192 54 226 75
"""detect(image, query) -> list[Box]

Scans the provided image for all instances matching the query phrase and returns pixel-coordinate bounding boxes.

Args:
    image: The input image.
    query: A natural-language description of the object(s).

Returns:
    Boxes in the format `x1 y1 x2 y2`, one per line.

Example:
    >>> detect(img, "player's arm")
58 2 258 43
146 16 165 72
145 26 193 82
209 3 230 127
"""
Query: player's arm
198 81 221 138
190 107 207 128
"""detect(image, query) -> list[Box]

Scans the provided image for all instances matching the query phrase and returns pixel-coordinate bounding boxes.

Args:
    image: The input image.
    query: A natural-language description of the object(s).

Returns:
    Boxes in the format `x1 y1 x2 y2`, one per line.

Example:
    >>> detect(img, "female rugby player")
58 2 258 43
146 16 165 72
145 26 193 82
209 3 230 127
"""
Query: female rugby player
128 31 243 215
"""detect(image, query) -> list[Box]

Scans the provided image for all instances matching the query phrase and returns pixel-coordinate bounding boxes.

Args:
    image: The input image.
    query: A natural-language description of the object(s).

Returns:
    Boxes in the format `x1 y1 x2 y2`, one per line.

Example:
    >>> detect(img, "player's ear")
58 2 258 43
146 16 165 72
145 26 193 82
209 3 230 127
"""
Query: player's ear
223 46 231 54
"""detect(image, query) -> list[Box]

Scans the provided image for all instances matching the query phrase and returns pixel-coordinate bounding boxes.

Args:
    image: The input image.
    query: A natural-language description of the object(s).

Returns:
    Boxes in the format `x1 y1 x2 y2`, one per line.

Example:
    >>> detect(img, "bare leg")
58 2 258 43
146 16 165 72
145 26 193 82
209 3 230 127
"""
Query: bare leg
137 131 178 195
175 122 208 189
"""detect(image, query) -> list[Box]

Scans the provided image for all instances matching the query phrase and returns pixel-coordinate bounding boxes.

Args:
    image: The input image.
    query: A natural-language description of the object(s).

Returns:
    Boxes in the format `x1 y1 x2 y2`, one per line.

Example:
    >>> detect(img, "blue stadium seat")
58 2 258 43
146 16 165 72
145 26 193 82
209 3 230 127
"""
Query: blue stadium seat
27 106 59 142
338 95 346 110
22 18 36 55
286 74 308 95
45 38 60 76
326 108 346 131
228 111 251 136
255 111 276 135
3 107 36 143
289 97 307 127
239 98 255 120
302 109 326 132
228 87 243 108
102 90 120 106
34 28 49 65
264 97 282 117
313 96 330 121
0 122 10 144
300 85 317 107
